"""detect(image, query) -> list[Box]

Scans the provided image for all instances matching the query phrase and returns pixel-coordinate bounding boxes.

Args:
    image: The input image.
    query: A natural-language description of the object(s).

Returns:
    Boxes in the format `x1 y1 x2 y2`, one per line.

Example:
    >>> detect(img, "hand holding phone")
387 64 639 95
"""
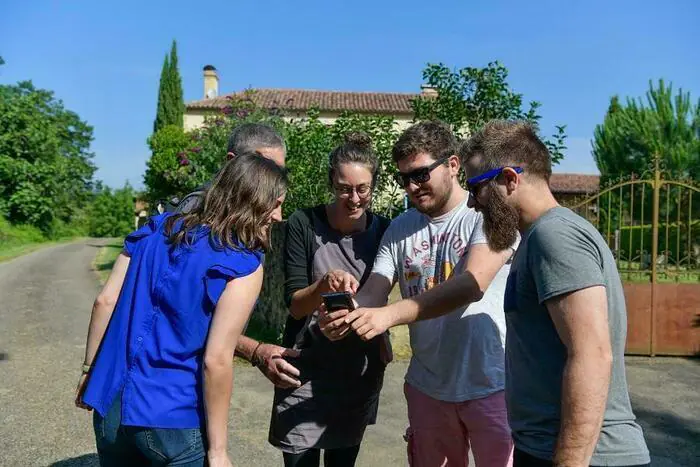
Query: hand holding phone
321 291 356 312
319 292 355 341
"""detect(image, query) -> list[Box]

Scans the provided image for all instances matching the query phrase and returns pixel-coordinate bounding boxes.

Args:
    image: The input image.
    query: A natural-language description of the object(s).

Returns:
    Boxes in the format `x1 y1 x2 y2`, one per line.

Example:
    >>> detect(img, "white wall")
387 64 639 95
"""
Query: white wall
183 109 414 132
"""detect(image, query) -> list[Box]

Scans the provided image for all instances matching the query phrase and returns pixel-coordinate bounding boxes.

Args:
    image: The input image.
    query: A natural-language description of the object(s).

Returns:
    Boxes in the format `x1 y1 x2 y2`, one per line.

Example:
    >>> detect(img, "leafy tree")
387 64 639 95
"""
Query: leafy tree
88 183 135 237
144 124 194 202
592 80 700 264
153 40 184 133
411 62 567 164
593 79 700 182
0 80 96 233
144 93 404 218
286 110 403 217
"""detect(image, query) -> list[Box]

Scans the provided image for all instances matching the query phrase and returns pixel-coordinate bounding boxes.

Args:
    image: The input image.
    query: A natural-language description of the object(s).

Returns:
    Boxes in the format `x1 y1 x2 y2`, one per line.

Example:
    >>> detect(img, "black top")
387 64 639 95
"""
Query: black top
282 205 391 349
268 204 391 452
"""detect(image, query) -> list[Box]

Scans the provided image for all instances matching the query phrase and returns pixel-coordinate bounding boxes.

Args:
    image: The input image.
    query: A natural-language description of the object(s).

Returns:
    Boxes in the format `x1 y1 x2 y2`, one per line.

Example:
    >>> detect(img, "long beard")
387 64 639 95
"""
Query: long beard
482 186 519 252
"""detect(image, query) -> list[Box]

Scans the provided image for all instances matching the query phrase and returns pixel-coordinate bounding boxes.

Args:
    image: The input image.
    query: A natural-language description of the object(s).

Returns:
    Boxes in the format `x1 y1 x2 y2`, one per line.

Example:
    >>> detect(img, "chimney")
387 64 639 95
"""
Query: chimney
203 65 219 99
420 84 438 98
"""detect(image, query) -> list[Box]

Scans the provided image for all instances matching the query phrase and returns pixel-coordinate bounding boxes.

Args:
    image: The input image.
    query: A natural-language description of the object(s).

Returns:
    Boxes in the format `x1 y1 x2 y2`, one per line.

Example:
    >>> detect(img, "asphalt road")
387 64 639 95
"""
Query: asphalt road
0 240 697 466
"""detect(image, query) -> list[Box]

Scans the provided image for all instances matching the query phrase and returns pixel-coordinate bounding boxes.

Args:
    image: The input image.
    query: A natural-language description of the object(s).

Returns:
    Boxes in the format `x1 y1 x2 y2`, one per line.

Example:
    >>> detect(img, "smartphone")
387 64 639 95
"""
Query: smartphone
321 291 356 312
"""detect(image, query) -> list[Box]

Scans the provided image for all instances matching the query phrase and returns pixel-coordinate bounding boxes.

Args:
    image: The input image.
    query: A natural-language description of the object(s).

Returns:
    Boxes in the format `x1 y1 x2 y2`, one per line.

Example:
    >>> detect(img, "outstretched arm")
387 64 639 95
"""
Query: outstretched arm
319 272 394 341
344 244 512 341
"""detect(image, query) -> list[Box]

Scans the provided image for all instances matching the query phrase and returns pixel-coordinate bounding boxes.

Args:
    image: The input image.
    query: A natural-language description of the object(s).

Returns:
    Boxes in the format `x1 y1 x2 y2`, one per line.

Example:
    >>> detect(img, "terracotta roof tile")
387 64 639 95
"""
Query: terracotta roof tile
550 173 600 194
186 88 418 114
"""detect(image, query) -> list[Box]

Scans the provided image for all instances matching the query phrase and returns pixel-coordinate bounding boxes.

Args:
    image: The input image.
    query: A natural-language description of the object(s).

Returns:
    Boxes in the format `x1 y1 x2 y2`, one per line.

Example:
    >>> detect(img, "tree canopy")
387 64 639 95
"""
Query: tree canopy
0 80 96 233
593 79 700 183
411 62 567 164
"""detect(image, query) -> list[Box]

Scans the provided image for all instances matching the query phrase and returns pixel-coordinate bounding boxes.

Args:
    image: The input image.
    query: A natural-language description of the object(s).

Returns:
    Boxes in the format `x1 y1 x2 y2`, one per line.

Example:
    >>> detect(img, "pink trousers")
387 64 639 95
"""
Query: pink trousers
404 383 514 467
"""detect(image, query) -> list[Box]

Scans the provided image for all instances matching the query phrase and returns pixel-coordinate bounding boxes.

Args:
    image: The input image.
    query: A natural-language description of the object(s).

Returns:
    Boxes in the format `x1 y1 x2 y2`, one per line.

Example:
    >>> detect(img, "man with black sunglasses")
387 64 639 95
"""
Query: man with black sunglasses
320 121 518 466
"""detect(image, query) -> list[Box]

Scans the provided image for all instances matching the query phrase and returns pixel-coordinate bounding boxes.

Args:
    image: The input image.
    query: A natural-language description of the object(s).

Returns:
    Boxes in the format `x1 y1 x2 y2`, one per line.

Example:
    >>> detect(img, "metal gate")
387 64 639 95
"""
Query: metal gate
564 158 699 356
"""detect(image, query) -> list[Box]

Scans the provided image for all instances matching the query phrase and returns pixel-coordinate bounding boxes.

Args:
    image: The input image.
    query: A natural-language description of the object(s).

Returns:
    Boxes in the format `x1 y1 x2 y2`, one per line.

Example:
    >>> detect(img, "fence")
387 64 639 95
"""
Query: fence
564 157 699 356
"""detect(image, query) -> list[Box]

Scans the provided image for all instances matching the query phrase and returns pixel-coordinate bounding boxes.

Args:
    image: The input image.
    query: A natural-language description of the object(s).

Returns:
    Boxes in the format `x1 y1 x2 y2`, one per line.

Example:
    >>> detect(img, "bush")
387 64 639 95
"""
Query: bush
0 216 45 248
48 214 89 240
88 184 135 238
144 125 194 203
615 222 700 265
145 95 405 218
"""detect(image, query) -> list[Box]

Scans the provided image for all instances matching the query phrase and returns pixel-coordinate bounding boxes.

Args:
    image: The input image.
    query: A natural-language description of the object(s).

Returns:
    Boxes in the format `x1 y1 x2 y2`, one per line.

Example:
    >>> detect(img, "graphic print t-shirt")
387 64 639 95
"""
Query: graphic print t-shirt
372 198 513 402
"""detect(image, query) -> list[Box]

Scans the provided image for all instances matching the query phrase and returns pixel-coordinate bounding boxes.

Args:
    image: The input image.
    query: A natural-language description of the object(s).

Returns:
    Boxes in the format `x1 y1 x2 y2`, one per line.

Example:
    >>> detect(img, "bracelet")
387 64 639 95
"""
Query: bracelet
81 363 92 374
250 342 263 367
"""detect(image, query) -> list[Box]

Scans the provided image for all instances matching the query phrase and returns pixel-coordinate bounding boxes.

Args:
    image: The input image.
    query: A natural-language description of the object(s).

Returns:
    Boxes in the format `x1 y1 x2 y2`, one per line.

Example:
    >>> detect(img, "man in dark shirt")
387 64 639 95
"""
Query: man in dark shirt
170 122 286 213
173 123 300 390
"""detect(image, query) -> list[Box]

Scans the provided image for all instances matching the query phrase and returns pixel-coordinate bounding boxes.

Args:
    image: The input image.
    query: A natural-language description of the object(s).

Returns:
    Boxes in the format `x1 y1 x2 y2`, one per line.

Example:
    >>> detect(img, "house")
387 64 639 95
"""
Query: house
549 174 600 206
183 65 602 208
184 65 435 131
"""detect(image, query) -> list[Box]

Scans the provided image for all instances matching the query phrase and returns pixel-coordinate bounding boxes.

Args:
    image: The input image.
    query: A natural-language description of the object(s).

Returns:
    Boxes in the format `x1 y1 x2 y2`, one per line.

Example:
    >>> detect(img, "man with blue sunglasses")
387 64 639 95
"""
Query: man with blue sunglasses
460 121 649 467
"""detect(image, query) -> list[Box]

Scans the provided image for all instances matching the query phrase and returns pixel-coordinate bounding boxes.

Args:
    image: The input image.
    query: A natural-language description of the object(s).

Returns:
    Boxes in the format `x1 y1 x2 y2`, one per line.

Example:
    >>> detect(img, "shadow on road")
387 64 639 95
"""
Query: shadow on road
632 398 700 465
49 454 99 467
0 352 8 361
94 259 116 273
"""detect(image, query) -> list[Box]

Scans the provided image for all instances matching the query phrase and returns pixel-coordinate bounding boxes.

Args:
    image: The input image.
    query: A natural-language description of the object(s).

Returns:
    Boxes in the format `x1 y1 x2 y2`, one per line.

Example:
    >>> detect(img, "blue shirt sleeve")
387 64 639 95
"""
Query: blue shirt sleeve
124 213 171 256
204 249 264 306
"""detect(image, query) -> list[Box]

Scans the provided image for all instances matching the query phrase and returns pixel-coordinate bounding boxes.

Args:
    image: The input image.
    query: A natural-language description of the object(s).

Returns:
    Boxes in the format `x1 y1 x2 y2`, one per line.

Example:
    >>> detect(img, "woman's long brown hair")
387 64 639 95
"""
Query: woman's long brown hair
165 152 288 251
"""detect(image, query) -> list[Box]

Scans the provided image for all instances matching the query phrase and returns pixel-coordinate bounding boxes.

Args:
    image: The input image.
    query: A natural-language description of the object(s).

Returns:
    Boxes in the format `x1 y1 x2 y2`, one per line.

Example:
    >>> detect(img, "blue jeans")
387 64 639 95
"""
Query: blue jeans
93 394 206 467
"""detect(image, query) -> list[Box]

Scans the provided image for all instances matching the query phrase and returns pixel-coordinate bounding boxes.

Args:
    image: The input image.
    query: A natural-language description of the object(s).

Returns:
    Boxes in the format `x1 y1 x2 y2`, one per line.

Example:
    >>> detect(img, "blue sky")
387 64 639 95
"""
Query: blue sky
1 0 698 189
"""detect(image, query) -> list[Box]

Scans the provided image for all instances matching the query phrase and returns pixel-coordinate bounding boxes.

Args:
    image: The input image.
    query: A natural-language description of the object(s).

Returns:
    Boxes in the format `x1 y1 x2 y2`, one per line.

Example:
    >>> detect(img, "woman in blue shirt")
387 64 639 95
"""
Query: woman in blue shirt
75 153 288 467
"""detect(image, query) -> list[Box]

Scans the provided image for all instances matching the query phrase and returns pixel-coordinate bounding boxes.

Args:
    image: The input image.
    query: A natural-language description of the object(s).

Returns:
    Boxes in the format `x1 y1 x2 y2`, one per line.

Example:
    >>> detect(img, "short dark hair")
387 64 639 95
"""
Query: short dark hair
459 120 552 181
227 123 286 156
328 132 378 187
392 120 458 163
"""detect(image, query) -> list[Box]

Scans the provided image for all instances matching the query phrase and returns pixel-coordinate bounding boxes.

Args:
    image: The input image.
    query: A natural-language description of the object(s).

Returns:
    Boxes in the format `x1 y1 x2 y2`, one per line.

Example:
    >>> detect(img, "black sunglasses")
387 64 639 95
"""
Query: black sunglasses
394 157 449 187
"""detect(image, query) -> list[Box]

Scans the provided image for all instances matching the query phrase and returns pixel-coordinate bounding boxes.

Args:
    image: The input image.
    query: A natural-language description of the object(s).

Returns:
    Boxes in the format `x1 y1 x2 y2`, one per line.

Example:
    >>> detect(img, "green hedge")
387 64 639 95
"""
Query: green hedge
612 222 699 265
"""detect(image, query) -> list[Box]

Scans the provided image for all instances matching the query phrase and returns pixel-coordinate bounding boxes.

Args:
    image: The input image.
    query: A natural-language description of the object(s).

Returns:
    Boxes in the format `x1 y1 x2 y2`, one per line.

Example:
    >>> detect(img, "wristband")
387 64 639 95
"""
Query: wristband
81 364 92 374
251 342 263 367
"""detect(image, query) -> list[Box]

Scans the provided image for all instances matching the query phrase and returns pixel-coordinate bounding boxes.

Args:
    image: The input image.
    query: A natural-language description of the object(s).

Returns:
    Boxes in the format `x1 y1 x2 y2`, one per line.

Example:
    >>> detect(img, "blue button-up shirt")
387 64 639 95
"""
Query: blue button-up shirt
83 213 263 428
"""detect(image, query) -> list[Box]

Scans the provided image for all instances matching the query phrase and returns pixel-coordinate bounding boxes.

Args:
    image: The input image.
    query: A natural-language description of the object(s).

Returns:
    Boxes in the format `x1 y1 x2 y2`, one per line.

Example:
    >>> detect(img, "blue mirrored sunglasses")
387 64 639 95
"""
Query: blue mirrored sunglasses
466 166 523 194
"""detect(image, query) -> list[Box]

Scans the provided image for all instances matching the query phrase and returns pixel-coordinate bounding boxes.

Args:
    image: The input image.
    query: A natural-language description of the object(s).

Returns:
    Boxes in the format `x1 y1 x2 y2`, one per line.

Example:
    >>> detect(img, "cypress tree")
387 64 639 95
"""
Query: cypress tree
153 53 170 133
153 40 184 133
167 40 184 129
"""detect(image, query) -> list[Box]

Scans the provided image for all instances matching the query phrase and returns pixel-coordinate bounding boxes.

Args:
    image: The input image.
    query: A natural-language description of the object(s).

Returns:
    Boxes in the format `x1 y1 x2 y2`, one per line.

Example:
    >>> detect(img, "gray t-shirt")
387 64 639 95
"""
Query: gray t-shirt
505 207 649 465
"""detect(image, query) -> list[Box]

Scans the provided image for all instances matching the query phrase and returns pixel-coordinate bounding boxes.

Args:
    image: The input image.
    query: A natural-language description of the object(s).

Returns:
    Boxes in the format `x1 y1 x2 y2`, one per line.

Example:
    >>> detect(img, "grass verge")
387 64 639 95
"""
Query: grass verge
0 218 47 263
0 217 87 263
387 285 412 360
93 239 124 284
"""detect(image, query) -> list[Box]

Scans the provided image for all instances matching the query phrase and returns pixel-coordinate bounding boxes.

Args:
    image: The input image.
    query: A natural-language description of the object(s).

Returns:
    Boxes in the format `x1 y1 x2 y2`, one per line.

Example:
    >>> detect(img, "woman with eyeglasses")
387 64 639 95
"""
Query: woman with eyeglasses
268 133 392 467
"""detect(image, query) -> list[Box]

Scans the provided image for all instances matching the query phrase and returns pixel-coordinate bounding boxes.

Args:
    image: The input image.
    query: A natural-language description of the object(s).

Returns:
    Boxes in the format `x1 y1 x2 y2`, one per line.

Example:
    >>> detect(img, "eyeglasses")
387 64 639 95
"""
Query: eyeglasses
334 184 373 199
466 166 523 198
394 157 449 187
